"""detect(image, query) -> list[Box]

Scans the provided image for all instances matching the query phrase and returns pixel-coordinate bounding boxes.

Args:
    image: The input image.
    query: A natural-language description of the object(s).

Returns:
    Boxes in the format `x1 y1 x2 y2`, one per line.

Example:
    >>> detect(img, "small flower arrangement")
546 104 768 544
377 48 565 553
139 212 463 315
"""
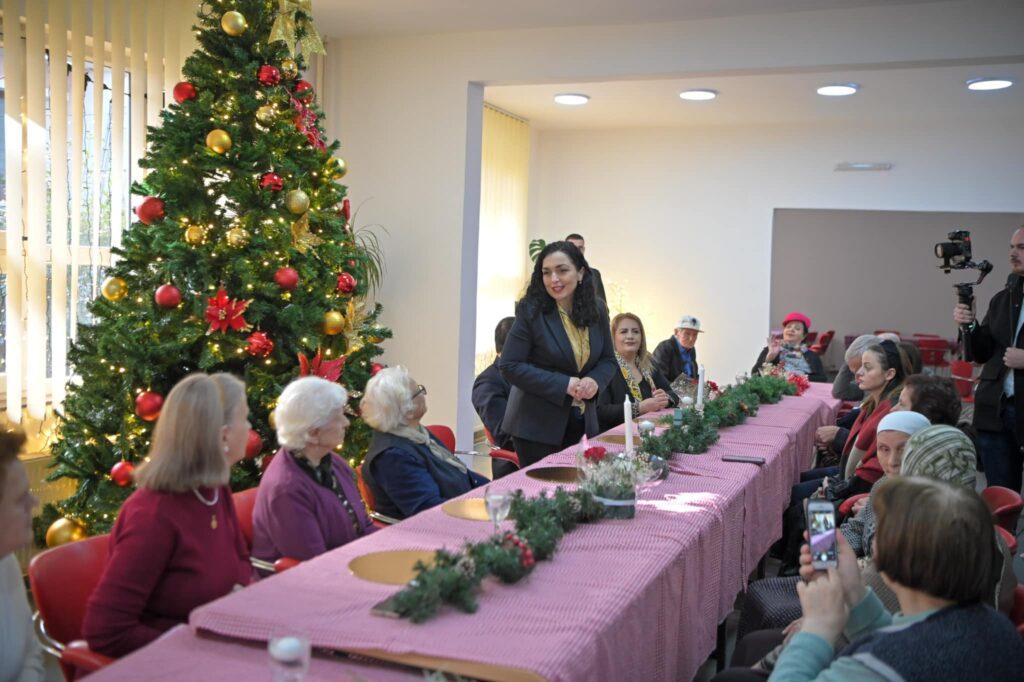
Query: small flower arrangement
583 445 608 463
787 372 810 396
580 453 653 519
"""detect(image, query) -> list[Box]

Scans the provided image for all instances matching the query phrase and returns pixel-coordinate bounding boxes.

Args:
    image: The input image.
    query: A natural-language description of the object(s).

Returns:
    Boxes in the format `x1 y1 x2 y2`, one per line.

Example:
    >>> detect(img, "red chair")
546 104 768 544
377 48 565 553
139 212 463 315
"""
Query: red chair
838 493 870 519
804 331 818 345
426 424 456 451
810 330 834 355
916 337 951 374
950 359 977 403
1011 585 1024 640
355 464 399 526
232 488 303 573
981 486 1024 533
28 534 115 679
484 426 521 471
996 525 1018 555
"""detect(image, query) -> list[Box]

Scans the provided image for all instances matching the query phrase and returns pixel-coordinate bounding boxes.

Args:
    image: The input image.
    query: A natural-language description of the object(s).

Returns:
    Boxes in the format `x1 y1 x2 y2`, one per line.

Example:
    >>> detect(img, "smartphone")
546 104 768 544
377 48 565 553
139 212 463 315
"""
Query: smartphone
805 499 838 569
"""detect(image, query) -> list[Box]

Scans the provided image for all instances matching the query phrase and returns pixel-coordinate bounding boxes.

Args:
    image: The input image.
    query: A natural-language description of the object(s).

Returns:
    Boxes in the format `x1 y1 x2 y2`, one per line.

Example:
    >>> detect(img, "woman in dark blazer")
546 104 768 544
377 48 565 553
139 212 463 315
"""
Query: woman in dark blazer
597 312 678 432
500 241 617 467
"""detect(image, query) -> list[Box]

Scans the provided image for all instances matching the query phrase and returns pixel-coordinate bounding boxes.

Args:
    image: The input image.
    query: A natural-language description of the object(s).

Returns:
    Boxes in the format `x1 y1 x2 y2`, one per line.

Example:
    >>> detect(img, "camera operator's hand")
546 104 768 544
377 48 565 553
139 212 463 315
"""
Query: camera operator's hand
953 303 975 326
1004 348 1024 370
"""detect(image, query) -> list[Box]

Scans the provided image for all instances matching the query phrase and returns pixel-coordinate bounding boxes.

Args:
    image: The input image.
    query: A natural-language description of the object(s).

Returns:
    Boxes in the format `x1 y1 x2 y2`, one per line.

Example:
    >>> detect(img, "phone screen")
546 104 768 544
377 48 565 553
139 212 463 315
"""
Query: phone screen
807 503 838 568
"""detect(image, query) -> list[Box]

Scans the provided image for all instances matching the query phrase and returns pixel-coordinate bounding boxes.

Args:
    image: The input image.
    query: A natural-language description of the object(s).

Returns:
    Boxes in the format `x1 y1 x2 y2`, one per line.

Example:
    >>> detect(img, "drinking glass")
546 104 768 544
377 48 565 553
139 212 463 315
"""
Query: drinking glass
268 634 311 682
483 487 513 532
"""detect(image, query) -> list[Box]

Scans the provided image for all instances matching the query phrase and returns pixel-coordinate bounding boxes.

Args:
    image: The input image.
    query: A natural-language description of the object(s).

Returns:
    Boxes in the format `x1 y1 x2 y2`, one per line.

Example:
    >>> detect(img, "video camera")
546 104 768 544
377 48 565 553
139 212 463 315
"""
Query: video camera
934 229 993 327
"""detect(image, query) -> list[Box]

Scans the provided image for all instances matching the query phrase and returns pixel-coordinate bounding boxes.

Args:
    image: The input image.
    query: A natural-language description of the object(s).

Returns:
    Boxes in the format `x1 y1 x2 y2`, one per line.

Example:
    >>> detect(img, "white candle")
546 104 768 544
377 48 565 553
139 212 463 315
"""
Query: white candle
623 395 634 454
696 365 706 409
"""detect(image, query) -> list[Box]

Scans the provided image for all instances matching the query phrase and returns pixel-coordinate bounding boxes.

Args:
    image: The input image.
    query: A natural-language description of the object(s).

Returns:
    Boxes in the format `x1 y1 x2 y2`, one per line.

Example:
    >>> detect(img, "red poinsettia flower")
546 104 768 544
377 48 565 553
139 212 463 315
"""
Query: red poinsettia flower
204 287 252 334
583 445 607 463
706 380 720 394
298 351 346 382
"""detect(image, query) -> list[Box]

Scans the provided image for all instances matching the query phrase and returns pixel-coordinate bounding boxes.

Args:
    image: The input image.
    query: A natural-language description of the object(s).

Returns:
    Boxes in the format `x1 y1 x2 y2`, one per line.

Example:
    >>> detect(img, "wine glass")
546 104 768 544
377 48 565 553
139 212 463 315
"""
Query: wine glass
268 633 311 682
483 487 513 533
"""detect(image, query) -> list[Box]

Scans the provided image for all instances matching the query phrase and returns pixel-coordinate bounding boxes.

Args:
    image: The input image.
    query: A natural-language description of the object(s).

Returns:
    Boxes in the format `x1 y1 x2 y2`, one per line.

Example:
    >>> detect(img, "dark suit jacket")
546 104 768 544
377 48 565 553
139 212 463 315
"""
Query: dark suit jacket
591 268 607 303
964 274 1024 442
500 302 617 446
471 359 515 450
596 365 679 432
752 346 827 383
651 337 698 383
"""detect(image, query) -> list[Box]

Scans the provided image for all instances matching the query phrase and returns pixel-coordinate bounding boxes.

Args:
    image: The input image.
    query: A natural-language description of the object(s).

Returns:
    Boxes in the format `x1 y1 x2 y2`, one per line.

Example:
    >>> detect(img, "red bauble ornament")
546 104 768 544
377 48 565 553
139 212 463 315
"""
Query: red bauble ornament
341 198 351 221
135 391 164 422
294 80 314 103
273 267 299 291
245 429 263 459
371 362 385 376
173 81 197 103
257 65 281 86
336 272 357 294
136 197 166 225
110 461 135 487
347 259 357 268
246 330 275 357
154 284 182 309
259 172 283 191
260 453 276 472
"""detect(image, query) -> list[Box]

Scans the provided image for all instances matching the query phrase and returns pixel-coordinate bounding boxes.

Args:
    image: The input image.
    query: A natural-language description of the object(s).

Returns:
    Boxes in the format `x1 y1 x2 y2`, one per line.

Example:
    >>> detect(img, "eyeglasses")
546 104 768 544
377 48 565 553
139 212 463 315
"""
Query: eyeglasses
411 384 427 399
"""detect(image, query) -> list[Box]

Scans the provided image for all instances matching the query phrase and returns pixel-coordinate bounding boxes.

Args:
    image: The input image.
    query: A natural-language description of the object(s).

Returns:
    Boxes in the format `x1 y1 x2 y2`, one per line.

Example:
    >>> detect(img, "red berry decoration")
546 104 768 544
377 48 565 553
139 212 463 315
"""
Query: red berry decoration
294 80 314 103
274 266 299 291
259 172 283 191
135 196 166 225
371 362 385 376
135 391 163 422
246 330 275 358
245 429 263 459
336 272 357 294
154 283 182 309
257 65 281 86
110 461 135 487
172 81 196 103
341 198 351 221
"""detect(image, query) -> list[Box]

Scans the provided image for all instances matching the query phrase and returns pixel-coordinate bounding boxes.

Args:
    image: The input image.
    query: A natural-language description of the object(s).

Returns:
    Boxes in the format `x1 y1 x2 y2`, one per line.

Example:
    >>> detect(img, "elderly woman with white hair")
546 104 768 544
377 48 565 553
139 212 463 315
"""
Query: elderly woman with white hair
252 377 374 566
362 366 488 520
832 334 881 401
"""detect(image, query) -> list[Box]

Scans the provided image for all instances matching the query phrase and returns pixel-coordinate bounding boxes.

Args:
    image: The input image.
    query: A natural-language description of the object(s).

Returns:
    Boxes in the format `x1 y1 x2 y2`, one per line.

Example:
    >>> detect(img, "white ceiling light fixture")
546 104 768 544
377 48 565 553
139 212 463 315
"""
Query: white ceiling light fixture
835 162 893 172
816 83 859 97
554 93 590 106
966 77 1013 91
679 89 718 101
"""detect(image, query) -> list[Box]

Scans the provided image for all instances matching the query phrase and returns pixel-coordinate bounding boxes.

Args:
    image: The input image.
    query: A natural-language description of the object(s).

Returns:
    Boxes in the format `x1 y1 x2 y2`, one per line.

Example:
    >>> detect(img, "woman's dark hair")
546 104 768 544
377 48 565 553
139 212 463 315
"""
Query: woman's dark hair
862 341 909 417
904 375 961 426
519 241 602 327
898 341 923 375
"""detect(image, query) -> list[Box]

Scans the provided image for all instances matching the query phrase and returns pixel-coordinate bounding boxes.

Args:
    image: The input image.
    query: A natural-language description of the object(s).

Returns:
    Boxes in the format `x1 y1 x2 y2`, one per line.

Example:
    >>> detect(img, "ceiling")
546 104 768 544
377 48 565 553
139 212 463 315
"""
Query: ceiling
484 62 1024 130
312 0 938 38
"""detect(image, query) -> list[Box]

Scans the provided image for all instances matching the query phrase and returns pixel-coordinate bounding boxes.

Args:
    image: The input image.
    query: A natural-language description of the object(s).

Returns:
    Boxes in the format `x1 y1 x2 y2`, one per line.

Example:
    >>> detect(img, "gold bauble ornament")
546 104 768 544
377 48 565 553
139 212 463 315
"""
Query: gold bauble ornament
220 11 247 36
255 105 277 124
284 189 310 215
46 517 86 548
324 310 345 335
268 409 277 430
184 225 206 245
206 129 232 154
329 157 348 179
226 226 250 247
280 58 299 80
101 276 128 301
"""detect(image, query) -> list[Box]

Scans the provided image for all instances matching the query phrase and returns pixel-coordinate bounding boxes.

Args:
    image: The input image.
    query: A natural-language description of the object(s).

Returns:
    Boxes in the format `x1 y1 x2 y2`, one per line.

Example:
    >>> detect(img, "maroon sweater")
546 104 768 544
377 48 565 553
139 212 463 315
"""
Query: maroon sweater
83 486 252 657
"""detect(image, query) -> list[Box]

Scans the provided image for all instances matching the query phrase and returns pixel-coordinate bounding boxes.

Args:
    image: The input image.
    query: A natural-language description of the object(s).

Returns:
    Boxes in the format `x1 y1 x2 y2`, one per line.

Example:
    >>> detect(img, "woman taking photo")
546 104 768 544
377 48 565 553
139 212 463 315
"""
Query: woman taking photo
596 312 678 432
84 373 253 657
500 241 616 466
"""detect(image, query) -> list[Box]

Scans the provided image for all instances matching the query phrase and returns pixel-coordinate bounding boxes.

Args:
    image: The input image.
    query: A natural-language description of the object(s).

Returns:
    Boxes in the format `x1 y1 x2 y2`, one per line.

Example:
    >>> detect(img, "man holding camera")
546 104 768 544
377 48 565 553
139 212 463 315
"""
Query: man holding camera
954 226 1024 492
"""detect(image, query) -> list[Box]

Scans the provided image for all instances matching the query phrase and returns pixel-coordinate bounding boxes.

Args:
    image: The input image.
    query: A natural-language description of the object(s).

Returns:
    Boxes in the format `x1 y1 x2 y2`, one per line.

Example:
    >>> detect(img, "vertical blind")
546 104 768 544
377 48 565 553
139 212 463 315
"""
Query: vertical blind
2 0 197 422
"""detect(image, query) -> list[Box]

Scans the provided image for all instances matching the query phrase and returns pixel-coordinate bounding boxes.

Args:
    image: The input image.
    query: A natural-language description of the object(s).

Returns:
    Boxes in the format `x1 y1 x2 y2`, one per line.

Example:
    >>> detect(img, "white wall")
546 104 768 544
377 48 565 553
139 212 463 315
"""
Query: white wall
529 121 1024 382
322 0 1024 446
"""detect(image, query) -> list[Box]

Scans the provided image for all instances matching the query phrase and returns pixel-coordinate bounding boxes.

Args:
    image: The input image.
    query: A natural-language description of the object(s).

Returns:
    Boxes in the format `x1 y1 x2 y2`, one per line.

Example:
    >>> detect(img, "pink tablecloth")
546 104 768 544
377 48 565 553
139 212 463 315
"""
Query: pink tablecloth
184 387 838 682
88 625 423 681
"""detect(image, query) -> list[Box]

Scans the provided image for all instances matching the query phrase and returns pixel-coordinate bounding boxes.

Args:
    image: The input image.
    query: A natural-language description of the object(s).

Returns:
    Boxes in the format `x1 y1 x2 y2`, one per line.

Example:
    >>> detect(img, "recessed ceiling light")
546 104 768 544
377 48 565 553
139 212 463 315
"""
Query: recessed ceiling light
679 89 718 101
835 162 893 172
966 78 1013 91
554 93 589 106
816 83 859 97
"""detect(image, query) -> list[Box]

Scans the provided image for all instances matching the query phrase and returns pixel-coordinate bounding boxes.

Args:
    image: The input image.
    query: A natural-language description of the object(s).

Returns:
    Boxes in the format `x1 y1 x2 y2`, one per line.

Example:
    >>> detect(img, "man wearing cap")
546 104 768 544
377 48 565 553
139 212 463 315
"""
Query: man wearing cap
752 311 827 382
651 316 703 383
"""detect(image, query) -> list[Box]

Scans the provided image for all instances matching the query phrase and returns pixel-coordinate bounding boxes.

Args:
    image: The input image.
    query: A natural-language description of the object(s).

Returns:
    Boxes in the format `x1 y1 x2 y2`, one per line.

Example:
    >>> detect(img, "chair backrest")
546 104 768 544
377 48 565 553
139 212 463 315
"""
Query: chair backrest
804 331 818 344
425 424 456 452
950 360 976 398
1010 585 1024 639
232 487 259 550
28 534 111 651
484 427 497 447
356 463 376 511
981 486 1024 533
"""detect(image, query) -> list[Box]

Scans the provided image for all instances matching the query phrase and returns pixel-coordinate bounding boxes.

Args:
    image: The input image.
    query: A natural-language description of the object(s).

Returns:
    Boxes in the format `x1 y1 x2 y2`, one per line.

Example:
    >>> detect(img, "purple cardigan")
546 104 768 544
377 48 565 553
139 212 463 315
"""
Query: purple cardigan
252 448 375 564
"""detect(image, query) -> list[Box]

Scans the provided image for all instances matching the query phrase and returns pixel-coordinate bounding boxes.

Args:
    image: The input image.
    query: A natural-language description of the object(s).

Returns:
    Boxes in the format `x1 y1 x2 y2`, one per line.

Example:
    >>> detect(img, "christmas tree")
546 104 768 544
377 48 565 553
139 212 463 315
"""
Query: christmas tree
38 0 390 543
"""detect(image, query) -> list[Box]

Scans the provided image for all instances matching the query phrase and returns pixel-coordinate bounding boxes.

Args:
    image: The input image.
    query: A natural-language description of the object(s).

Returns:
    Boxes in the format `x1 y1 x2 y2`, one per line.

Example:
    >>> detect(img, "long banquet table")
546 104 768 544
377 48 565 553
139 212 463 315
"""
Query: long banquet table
91 383 839 682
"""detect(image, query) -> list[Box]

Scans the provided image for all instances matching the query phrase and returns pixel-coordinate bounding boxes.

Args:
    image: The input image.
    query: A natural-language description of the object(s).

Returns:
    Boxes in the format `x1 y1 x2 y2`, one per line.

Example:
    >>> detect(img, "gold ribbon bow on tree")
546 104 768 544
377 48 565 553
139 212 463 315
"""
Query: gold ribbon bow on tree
269 0 327 60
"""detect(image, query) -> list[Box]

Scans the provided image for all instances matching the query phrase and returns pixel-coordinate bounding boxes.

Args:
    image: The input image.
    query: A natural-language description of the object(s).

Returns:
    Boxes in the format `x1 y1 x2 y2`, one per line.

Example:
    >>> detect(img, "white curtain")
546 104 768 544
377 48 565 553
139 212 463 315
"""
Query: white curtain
2 0 197 422
476 104 530 372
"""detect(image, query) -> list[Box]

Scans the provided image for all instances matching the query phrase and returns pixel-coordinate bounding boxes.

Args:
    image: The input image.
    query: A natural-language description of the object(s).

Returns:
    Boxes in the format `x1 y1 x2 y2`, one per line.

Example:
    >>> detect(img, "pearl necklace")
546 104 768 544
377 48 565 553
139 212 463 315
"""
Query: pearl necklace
192 487 220 529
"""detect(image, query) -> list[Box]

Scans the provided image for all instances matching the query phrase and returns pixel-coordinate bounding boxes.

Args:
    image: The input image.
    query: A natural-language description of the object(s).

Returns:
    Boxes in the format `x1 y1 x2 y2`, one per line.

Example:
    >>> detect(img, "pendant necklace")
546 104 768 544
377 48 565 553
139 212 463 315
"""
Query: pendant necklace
192 487 220 529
